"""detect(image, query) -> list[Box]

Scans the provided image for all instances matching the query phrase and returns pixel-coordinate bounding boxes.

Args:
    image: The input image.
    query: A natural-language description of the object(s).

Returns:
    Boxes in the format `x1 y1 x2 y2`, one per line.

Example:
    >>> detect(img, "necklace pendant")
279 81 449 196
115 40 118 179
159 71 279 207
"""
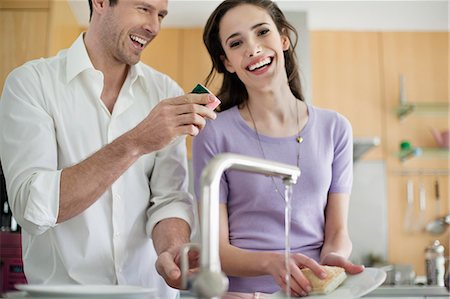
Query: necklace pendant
296 136 304 143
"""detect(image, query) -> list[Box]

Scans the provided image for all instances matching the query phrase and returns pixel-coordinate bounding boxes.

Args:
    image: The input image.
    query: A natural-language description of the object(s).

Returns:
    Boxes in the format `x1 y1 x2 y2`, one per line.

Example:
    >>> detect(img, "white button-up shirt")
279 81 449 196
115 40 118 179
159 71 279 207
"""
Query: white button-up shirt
0 34 194 299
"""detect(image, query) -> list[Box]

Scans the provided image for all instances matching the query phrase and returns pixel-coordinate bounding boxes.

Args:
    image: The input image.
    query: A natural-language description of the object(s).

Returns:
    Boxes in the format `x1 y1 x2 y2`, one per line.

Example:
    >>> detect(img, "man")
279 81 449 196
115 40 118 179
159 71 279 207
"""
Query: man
0 0 215 298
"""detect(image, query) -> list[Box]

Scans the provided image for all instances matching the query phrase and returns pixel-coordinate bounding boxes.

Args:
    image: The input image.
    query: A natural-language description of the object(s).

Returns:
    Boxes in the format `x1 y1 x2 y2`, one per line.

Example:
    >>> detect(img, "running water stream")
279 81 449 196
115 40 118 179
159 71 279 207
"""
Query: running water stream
284 184 293 298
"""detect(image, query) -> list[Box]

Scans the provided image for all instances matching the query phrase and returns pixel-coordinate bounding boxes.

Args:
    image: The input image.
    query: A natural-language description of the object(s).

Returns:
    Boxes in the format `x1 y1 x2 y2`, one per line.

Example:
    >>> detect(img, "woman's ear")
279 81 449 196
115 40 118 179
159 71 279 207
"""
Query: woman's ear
281 31 290 51
221 55 236 73
281 35 290 51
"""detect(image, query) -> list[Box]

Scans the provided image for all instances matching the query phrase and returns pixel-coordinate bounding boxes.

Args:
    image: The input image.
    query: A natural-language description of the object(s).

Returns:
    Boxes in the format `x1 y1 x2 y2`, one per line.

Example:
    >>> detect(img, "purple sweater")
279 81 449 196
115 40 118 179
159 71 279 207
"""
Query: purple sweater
192 104 353 293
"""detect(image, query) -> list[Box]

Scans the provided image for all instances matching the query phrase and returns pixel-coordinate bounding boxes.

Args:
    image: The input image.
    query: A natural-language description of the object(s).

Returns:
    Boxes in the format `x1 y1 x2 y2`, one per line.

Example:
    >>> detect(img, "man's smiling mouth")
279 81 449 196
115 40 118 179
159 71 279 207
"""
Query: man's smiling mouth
130 34 148 49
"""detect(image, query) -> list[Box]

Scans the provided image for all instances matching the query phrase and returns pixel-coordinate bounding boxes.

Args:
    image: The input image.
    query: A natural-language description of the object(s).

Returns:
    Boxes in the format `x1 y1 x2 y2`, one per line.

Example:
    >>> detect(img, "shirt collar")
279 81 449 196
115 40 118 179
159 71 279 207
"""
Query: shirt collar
66 33 95 84
66 33 146 89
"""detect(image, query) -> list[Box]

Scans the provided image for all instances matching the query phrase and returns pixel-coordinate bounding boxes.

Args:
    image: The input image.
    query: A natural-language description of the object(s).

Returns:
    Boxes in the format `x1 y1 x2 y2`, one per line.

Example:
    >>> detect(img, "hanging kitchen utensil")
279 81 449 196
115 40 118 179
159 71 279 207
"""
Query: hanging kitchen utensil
416 182 427 231
434 179 441 218
404 180 415 232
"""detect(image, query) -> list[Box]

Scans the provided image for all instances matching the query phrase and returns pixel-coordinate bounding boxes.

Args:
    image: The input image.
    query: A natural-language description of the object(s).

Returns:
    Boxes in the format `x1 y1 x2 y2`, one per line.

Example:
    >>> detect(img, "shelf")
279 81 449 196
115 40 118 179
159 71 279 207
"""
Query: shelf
396 102 449 120
398 147 450 162
353 137 380 162
396 75 449 119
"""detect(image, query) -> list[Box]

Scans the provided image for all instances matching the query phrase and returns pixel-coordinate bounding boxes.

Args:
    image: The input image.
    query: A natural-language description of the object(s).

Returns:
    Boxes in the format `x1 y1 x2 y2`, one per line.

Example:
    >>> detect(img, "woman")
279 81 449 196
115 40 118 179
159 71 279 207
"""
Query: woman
192 0 364 296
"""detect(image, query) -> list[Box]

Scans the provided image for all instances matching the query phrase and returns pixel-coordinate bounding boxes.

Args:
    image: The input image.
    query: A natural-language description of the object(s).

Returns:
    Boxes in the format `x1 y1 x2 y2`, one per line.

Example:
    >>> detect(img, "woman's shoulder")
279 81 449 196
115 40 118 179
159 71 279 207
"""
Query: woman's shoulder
197 106 238 137
309 105 351 128
206 106 239 128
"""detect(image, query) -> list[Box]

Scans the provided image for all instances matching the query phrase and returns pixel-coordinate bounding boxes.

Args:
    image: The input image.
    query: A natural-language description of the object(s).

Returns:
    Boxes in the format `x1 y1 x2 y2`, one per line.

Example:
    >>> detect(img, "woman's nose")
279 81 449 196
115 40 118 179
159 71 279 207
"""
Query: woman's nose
246 41 262 57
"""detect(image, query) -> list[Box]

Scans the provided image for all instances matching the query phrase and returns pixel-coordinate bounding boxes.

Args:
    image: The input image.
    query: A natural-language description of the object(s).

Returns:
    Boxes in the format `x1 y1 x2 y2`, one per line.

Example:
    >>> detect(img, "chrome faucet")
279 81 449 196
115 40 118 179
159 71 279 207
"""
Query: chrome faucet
181 153 301 299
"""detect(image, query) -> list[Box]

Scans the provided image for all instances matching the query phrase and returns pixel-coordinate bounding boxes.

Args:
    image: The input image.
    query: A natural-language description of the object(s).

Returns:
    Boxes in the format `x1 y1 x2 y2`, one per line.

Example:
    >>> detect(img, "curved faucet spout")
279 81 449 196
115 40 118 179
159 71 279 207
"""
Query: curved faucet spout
195 153 300 298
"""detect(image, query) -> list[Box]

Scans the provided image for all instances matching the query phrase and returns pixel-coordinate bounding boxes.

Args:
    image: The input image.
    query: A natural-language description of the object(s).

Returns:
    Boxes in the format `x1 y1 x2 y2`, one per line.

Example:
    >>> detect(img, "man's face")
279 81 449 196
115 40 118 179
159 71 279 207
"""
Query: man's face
100 0 168 65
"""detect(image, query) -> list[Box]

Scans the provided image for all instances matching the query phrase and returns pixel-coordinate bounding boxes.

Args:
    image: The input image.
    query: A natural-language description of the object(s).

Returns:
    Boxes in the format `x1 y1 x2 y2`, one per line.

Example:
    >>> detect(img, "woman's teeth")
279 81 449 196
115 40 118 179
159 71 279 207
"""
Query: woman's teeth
248 57 271 71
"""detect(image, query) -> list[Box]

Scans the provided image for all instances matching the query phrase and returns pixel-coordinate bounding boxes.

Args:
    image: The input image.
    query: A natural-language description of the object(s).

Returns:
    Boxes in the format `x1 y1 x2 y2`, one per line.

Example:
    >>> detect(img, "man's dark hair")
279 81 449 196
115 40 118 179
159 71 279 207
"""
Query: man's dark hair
88 0 119 21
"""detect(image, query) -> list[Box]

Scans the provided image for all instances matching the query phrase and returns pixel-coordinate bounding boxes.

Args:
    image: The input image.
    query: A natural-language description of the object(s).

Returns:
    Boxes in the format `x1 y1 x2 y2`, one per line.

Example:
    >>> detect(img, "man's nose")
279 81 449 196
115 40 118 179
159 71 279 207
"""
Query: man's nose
143 15 160 36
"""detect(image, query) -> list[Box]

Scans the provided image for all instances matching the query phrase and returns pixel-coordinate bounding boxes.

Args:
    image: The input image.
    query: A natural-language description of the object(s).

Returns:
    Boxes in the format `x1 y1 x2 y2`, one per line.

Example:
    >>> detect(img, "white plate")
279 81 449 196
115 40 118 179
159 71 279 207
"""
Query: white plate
14 284 157 298
271 267 386 299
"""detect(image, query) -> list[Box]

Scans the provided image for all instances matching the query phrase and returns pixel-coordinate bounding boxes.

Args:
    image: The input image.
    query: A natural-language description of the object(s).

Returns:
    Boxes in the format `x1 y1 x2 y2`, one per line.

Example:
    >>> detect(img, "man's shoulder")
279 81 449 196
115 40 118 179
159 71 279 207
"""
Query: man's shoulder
137 62 176 83
7 52 66 84
136 62 182 94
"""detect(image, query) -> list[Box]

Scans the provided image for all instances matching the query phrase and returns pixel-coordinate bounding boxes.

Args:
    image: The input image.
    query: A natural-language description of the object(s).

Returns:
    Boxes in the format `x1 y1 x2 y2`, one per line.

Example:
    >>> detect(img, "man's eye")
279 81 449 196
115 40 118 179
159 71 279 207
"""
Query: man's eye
138 7 148 13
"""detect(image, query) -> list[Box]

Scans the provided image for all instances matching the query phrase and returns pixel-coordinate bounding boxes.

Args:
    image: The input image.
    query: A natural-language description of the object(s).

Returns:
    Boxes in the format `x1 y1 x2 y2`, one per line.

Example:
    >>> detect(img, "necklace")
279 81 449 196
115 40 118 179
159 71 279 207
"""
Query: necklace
247 99 303 200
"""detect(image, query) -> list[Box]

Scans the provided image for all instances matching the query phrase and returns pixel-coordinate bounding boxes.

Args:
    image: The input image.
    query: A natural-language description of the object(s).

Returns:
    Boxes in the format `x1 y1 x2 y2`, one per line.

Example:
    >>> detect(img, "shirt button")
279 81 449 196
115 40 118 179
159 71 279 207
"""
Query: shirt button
114 195 120 201
114 232 120 238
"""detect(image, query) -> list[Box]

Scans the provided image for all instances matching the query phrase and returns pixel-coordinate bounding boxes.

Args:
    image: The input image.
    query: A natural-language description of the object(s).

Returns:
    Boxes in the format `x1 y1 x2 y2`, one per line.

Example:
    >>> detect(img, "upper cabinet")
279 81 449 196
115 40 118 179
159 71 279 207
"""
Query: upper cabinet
0 0 82 90
381 32 449 169
143 28 221 94
310 31 384 160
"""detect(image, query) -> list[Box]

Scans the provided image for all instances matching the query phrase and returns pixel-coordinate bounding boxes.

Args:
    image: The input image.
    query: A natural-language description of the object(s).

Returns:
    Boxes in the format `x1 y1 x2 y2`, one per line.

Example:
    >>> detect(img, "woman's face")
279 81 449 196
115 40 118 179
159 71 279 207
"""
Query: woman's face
219 4 289 88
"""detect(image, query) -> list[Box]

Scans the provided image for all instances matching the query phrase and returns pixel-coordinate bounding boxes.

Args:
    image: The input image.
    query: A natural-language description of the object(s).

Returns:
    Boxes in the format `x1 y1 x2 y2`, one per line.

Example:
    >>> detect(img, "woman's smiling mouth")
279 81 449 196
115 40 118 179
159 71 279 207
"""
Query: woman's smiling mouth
246 57 273 71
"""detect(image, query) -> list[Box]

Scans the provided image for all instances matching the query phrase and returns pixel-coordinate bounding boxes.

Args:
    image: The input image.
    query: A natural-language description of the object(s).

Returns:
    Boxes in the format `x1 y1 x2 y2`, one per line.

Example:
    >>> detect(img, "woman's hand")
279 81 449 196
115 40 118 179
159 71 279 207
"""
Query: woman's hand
265 252 328 297
320 252 364 274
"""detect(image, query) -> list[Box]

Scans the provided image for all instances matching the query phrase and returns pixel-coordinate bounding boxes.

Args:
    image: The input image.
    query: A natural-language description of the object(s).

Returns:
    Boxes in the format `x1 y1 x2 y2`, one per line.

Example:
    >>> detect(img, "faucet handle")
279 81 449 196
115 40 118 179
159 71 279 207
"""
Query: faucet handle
180 243 201 290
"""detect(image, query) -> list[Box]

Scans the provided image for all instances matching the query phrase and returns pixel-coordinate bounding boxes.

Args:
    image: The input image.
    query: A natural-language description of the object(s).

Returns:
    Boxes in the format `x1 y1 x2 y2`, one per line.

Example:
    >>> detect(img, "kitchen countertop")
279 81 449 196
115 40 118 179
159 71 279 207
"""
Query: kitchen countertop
364 285 449 297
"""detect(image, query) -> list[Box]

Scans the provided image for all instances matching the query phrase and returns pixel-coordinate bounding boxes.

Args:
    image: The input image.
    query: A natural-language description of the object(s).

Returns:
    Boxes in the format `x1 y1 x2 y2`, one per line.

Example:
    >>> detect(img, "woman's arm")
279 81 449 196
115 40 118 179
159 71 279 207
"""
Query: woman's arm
217 204 327 296
320 193 364 274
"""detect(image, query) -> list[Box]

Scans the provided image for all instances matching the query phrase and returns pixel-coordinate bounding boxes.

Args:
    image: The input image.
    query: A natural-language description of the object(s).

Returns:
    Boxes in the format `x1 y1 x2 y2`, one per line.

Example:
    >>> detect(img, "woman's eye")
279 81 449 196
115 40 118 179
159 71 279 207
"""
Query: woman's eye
259 29 270 36
229 41 241 48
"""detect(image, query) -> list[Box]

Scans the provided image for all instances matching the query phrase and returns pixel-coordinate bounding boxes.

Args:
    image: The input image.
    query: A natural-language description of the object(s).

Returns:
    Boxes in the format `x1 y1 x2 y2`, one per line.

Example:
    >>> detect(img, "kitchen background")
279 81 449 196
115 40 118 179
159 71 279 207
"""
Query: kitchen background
0 0 448 284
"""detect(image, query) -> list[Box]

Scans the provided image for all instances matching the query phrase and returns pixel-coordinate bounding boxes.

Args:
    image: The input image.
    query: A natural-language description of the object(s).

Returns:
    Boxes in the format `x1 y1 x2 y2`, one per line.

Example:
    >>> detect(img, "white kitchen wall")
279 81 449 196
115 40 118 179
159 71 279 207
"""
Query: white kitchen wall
69 1 448 31
349 160 388 265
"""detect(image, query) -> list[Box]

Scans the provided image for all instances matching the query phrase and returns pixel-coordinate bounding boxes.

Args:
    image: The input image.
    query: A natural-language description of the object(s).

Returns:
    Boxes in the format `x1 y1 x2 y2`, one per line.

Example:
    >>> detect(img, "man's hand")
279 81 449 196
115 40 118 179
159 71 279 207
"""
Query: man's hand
155 247 199 289
320 252 364 274
128 93 217 154
152 218 198 289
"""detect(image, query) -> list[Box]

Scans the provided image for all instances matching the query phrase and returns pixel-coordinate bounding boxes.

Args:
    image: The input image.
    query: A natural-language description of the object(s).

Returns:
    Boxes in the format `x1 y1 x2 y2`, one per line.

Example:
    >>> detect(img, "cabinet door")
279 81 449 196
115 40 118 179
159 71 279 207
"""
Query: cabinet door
179 28 223 93
141 28 182 84
381 32 449 170
0 9 49 89
381 32 449 277
311 31 384 160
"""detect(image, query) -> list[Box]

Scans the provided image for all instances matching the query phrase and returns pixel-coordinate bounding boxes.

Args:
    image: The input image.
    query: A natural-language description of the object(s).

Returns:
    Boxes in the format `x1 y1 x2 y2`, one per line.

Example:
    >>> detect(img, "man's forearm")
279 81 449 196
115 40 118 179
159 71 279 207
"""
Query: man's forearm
58 133 141 223
152 218 191 255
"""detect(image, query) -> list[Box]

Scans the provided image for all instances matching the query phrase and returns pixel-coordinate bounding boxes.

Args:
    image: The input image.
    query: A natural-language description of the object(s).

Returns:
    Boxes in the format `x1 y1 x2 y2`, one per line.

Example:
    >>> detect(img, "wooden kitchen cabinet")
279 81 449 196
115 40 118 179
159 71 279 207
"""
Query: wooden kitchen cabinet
0 0 81 91
143 28 219 94
0 2 48 87
381 32 449 169
310 31 384 160
380 32 449 276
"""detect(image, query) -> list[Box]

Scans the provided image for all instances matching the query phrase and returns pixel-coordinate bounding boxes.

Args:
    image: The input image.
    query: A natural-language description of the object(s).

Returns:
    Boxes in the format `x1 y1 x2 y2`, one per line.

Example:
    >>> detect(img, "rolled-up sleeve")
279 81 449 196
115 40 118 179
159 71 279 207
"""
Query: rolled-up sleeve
0 66 60 235
145 135 195 236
